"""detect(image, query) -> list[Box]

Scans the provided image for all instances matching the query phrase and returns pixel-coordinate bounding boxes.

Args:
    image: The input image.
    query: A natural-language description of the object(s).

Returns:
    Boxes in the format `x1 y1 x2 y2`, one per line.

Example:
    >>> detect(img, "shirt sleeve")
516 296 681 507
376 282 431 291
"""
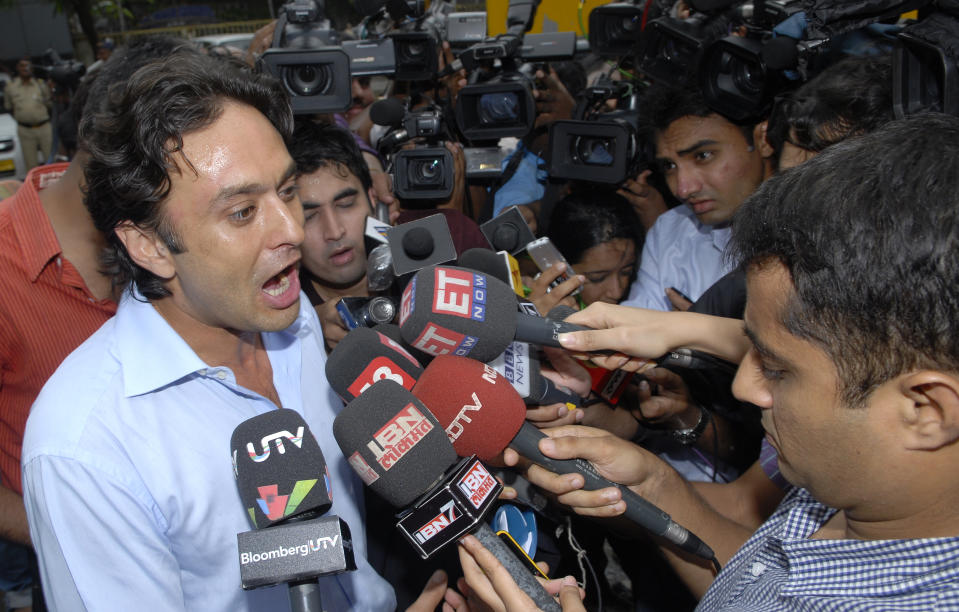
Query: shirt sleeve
621 218 671 311
22 454 187 612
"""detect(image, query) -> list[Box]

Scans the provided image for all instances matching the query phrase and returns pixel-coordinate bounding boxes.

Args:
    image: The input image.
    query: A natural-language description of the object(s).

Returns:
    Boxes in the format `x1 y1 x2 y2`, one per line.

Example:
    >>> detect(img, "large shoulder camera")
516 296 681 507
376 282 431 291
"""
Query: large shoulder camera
373 99 455 201
258 0 352 114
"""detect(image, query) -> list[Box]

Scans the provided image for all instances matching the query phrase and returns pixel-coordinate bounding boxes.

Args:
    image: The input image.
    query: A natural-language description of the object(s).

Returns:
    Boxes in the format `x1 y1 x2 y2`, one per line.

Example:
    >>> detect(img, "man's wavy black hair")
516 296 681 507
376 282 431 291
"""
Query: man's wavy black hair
731 113 959 406
83 52 293 299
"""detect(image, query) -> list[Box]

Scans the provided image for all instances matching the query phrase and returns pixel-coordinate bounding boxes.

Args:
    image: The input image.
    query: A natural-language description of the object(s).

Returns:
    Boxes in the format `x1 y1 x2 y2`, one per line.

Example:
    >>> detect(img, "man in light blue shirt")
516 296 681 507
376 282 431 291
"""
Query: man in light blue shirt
21 52 399 611
621 83 775 312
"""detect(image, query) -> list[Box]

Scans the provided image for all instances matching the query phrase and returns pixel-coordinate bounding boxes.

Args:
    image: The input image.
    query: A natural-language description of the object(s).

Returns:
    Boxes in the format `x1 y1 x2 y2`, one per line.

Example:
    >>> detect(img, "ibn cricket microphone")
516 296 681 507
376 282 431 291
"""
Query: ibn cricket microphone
412 356 717 563
398 265 582 361
332 380 562 612
325 326 424 402
230 409 355 608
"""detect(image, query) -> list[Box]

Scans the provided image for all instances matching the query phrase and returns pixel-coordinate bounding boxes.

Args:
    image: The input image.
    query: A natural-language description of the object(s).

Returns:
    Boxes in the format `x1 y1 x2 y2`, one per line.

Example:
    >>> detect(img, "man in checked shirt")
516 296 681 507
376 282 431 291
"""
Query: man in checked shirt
466 113 959 610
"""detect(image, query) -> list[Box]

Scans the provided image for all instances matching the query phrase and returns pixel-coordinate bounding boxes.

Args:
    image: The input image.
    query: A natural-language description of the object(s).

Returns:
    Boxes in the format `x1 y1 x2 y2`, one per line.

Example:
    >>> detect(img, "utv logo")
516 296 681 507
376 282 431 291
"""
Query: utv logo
240 535 341 565
254 479 317 521
414 500 457 544
246 427 304 462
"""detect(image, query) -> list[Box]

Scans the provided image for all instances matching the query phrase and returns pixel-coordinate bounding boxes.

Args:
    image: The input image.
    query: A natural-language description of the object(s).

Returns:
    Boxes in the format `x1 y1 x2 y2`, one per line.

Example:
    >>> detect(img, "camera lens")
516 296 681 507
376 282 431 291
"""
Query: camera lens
573 137 615 166
478 92 520 125
412 158 443 185
284 63 333 96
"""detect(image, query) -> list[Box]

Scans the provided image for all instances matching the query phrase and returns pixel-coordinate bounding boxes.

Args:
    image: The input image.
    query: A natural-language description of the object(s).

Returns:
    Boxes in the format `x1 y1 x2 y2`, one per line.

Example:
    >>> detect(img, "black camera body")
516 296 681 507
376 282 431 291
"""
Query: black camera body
588 2 644 58
258 0 352 114
378 105 455 201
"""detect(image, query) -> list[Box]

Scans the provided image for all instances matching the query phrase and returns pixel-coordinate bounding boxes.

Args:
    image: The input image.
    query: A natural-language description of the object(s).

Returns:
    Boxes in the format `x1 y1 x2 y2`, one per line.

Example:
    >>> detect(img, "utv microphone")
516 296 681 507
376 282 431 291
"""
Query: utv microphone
230 410 355 606
333 380 562 612
325 327 424 402
412 356 717 563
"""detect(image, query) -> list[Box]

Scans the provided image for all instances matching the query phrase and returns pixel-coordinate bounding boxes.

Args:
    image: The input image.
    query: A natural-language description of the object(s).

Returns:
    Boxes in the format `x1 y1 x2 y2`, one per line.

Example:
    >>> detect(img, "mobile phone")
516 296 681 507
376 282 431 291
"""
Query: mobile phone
496 530 549 579
526 236 582 296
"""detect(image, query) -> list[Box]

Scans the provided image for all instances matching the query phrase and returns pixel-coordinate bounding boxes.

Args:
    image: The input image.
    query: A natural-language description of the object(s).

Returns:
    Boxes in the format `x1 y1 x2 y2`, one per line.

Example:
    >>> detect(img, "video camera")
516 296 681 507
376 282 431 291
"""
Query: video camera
258 0 352 114
33 49 86 92
372 98 455 200
547 77 648 184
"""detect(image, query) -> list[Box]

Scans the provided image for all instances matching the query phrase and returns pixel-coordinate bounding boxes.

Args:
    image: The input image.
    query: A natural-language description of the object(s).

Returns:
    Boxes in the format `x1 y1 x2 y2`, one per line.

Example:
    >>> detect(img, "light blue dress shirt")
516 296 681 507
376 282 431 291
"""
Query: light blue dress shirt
621 205 733 312
22 290 396 612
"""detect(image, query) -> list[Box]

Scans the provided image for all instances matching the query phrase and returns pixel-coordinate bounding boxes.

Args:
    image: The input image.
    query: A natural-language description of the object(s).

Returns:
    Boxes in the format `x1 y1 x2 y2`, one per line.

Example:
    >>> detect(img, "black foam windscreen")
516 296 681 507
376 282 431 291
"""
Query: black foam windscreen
479 207 536 255
326 327 424 402
369 97 406 127
332 380 457 508
398 265 517 362
388 214 458 277
373 323 434 365
457 248 510 285
231 409 333 529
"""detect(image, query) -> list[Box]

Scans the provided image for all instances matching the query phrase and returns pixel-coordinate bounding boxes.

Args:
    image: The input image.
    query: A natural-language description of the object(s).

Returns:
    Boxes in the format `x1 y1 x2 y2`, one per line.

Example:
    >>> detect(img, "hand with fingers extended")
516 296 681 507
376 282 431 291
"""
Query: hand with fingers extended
558 302 750 371
405 569 471 612
458 534 585 612
524 262 584 316
533 67 576 129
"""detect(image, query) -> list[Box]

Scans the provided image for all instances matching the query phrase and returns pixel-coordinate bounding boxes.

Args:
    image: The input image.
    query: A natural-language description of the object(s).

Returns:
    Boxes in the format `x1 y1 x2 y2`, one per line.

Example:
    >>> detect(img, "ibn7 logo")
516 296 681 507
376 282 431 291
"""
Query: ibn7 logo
414 500 457 544
457 461 497 509
432 268 487 322
347 356 417 398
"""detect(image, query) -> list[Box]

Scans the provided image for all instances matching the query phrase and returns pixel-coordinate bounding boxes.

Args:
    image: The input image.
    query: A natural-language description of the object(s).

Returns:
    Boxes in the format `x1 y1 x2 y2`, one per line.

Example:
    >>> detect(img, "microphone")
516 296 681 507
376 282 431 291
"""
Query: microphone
398 265 589 361
370 97 406 127
373 322 435 366
388 214 458 278
412 356 717 563
332 380 562 612
325 327 424 402
230 410 355 607
487 341 581 408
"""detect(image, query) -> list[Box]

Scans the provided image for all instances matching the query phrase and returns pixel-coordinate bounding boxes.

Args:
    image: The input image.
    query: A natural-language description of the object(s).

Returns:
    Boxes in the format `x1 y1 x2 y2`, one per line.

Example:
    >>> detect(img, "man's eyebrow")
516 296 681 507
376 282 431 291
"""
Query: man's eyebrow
301 186 359 211
211 161 298 205
743 323 788 365
676 139 720 157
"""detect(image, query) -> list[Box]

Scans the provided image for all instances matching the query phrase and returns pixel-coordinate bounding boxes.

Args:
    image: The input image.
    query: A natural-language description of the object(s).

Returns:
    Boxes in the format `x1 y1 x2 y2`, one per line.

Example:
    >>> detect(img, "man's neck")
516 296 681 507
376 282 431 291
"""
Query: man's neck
40 156 115 301
308 273 369 303
814 486 959 542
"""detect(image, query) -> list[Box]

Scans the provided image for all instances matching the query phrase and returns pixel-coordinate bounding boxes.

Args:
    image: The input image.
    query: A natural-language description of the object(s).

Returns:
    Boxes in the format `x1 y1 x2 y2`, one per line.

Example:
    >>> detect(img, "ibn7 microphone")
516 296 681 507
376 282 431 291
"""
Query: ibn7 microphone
332 380 563 612
325 327 424 402
230 409 355 610
412 356 719 565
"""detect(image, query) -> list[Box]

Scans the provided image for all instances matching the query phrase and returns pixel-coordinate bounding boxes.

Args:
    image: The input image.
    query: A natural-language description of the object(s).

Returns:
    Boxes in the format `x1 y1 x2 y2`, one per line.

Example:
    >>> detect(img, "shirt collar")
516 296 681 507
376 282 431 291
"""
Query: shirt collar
114 288 314 398
775 490 959 598
9 164 70 282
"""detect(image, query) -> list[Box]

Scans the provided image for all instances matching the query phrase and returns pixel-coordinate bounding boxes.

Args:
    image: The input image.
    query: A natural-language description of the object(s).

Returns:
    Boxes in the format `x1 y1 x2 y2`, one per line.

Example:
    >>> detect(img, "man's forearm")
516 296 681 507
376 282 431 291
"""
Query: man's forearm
0 483 32 546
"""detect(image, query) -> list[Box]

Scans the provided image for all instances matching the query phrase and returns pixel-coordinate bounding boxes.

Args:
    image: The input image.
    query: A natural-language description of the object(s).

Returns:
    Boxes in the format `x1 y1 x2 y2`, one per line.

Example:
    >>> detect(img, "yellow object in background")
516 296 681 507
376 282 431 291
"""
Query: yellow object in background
456 0 613 36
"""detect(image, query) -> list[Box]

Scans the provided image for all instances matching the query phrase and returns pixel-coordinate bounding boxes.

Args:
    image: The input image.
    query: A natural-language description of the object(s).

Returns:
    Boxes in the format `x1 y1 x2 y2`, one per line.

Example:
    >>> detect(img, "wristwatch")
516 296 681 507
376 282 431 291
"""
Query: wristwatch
668 405 711 446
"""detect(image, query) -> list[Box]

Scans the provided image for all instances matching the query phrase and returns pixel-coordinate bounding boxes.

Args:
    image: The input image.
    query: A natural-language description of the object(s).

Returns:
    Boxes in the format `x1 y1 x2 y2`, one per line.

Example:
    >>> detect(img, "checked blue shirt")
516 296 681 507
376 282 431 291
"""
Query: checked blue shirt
699 487 959 611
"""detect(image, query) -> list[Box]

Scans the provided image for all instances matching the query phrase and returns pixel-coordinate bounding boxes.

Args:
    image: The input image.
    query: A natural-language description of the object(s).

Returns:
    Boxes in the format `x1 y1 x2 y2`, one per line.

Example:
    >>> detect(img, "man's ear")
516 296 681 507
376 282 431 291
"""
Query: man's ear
753 120 775 159
897 371 959 451
114 221 176 281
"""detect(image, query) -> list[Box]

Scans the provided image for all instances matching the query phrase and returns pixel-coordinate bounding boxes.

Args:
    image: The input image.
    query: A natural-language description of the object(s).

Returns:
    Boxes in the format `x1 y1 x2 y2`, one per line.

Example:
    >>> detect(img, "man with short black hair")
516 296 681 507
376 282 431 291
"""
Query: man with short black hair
621 83 774 312
22 52 396 610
